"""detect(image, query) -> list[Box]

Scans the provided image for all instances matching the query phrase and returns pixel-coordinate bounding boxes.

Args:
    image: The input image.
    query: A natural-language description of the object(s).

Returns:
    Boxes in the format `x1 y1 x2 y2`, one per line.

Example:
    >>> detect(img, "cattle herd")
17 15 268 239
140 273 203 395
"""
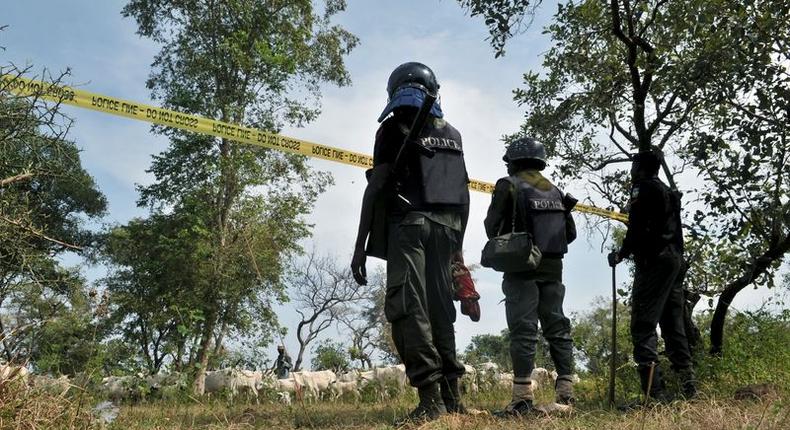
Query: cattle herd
0 362 579 404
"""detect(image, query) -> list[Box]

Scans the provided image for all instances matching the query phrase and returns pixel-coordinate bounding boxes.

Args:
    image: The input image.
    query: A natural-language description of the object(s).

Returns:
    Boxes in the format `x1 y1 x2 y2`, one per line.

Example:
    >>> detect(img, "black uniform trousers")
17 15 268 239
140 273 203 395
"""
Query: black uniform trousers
503 260 574 379
631 246 693 370
385 213 465 388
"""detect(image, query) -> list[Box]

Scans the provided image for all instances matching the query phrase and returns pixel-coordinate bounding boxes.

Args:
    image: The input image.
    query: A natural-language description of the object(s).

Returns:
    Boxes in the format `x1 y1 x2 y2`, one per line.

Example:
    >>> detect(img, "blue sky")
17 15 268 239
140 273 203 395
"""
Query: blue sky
2 0 782 369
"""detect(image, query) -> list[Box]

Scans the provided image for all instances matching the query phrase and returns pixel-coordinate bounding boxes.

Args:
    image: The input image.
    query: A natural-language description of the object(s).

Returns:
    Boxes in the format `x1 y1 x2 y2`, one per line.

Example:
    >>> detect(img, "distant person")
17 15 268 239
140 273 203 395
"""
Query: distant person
609 149 697 404
351 62 470 424
484 137 577 416
274 345 292 379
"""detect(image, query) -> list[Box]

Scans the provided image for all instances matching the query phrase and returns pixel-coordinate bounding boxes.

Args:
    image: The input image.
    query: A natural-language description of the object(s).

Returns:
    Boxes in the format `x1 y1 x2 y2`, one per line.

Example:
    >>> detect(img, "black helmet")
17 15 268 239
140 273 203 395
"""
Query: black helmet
503 136 547 167
386 62 440 97
378 62 443 122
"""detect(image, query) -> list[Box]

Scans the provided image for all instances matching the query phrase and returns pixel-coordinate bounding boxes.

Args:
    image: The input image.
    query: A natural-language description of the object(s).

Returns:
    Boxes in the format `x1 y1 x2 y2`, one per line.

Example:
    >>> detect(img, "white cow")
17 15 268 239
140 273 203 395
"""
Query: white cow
373 364 407 388
530 367 553 389
460 364 478 394
337 370 360 383
101 375 144 400
498 372 514 388
359 365 408 400
289 370 337 400
476 362 501 391
205 368 262 400
479 361 500 375
329 380 360 400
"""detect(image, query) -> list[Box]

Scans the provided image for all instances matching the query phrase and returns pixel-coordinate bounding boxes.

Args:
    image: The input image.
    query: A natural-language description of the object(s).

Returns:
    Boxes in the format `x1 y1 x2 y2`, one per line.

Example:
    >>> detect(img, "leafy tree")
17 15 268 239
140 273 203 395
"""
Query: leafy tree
570 297 631 376
101 212 206 374
457 0 541 57
463 329 512 371
686 2 790 353
1 63 107 366
121 0 358 393
464 0 790 354
311 339 350 373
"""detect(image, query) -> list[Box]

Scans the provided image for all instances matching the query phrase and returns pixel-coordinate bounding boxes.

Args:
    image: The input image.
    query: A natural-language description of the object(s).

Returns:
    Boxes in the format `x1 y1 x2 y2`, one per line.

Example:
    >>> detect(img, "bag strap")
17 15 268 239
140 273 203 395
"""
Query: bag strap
496 176 522 235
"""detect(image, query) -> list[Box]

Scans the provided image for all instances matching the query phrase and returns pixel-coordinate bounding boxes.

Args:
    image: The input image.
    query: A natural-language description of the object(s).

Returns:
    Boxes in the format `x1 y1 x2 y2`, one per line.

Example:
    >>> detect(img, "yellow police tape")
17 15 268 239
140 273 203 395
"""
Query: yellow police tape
2 75 628 223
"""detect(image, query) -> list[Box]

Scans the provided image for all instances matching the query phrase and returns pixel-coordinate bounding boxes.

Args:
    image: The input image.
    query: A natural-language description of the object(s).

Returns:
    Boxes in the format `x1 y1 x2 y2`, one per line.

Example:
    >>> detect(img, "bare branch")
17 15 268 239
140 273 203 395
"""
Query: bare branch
0 172 34 188
0 215 83 250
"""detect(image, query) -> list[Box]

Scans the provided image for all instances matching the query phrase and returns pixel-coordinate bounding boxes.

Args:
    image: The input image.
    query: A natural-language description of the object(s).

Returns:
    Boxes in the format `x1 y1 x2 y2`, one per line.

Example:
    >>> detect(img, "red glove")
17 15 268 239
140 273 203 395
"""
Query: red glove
452 262 481 322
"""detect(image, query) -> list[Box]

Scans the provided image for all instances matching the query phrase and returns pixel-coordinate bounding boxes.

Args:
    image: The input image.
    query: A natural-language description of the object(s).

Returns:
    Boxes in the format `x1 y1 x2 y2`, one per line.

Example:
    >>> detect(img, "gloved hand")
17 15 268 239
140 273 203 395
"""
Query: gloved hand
563 192 579 213
452 261 481 322
608 250 622 267
351 247 367 285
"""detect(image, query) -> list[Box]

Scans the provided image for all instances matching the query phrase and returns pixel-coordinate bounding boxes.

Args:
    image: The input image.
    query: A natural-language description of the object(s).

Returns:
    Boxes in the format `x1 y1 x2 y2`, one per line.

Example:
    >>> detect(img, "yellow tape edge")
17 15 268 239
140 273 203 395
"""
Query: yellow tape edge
2 75 628 223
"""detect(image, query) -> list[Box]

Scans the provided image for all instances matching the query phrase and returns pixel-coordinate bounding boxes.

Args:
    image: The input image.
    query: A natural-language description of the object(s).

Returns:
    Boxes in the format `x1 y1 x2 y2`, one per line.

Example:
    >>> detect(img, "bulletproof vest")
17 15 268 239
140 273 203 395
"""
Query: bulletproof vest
515 178 568 256
395 118 470 210
653 179 684 252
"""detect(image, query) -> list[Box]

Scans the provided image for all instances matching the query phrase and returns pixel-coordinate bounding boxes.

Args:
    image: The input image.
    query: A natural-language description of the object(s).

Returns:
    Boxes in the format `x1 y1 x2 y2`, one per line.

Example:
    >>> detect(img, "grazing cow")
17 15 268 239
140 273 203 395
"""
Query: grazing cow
476 362 501 392
338 370 360 383
329 380 360 400
101 375 145 400
358 365 408 400
289 370 337 400
460 364 478 394
498 372 514 389
479 361 500 375
205 368 262 400
530 367 553 389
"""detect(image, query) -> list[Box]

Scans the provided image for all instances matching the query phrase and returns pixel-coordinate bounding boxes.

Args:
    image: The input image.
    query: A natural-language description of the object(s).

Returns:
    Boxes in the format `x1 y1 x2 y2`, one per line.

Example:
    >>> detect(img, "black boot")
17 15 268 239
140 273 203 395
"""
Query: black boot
395 382 446 426
440 377 468 414
638 364 673 403
619 364 673 411
677 367 698 400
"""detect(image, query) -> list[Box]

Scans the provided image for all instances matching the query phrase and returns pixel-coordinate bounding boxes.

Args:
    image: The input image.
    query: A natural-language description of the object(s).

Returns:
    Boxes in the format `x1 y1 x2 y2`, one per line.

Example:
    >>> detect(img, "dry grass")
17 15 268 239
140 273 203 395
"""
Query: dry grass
2 377 786 429
0 380 100 430
109 390 789 430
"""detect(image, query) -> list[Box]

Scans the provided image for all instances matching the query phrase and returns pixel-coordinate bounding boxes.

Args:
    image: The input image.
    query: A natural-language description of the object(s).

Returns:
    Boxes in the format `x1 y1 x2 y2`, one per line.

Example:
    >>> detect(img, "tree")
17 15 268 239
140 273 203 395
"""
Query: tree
121 0 358 393
463 329 512 371
687 2 790 353
337 268 387 369
457 0 541 57
311 339 350 373
101 212 205 374
570 297 631 376
464 0 790 354
1 63 107 365
289 252 364 371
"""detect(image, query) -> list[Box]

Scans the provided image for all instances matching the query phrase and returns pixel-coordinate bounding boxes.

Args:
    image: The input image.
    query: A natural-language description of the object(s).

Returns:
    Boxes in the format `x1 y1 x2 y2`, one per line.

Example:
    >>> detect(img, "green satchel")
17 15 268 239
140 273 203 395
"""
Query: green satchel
480 177 542 273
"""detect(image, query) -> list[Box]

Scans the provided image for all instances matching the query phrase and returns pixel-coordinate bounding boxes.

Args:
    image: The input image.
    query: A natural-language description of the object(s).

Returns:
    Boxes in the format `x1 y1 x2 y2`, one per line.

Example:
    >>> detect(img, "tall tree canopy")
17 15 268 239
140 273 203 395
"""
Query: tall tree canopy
1 65 107 367
120 0 358 393
462 0 790 353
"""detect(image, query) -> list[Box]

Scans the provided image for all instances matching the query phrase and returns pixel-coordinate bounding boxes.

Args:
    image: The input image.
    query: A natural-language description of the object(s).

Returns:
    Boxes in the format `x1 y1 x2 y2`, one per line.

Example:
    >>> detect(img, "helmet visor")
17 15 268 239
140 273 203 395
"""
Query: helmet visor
377 86 443 122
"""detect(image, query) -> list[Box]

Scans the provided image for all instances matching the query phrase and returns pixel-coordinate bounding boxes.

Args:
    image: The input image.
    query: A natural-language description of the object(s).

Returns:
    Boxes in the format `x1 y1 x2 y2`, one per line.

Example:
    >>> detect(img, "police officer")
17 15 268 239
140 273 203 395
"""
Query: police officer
274 345 292 379
484 137 577 415
608 149 697 403
351 62 470 423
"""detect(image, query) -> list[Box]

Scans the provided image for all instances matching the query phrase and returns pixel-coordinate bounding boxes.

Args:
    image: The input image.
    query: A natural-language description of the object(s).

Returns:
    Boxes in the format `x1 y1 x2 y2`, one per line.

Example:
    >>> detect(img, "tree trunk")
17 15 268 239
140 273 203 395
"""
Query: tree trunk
683 290 701 354
192 311 217 395
710 237 790 355
294 342 306 372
